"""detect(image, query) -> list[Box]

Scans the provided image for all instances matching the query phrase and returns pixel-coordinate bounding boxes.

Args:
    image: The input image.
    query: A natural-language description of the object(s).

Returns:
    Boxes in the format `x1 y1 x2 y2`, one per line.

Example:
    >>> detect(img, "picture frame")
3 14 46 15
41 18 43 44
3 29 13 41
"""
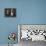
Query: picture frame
4 8 16 17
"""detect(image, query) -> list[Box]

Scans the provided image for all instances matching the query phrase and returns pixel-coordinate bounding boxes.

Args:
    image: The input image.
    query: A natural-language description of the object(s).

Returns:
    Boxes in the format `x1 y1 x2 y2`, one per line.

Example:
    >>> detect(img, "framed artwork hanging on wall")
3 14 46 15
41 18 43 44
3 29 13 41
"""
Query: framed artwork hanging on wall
4 8 16 17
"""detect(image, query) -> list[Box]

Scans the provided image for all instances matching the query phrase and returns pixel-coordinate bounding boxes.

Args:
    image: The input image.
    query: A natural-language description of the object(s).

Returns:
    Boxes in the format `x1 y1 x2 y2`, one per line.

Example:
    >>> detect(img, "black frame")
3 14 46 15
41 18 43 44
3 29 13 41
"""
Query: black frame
4 8 16 17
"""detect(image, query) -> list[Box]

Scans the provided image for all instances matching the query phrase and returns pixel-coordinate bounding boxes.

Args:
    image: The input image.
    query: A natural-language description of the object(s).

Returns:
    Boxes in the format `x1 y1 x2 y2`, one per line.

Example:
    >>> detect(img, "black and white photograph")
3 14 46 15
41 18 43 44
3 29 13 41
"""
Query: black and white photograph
4 8 16 17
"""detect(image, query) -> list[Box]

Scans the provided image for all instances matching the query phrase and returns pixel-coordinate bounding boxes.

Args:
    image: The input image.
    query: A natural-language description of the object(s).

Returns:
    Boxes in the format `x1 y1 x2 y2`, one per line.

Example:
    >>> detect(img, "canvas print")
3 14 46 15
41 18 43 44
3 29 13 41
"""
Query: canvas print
4 8 16 17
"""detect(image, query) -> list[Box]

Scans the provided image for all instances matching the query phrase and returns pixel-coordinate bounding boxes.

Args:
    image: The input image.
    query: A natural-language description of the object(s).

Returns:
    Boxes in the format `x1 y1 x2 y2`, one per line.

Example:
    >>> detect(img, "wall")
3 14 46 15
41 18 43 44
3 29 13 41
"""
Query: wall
0 0 22 44
20 0 46 24
0 0 46 44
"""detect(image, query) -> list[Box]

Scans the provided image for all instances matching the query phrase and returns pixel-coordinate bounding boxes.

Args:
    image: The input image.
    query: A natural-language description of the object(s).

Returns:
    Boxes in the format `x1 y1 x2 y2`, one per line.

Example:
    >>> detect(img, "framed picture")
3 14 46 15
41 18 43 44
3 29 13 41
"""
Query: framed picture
4 8 16 17
18 24 46 42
